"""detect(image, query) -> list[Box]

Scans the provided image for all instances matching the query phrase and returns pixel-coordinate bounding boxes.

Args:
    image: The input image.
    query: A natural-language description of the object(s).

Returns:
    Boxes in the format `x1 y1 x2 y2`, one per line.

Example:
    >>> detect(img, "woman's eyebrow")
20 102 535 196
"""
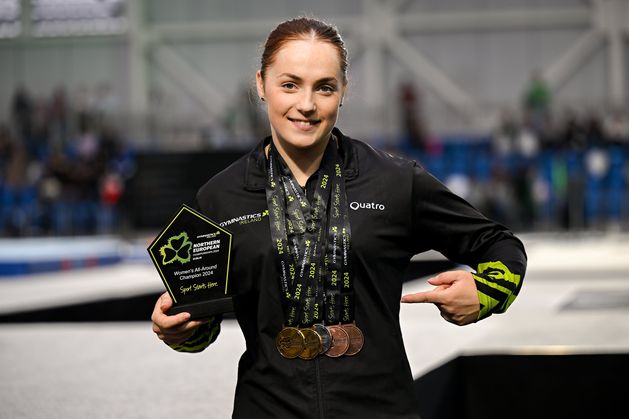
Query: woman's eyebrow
277 73 338 84
277 73 302 81
316 77 339 84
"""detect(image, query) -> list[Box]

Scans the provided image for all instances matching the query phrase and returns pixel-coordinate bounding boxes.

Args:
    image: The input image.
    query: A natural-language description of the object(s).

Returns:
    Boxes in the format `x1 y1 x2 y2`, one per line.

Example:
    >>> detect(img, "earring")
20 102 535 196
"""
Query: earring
260 97 265 102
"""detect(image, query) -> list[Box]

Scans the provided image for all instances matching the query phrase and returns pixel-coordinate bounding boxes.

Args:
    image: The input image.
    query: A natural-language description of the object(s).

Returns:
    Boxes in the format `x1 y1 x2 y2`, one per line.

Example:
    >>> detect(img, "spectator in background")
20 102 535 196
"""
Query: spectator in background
492 108 519 156
512 164 537 230
2 142 30 236
11 84 33 147
560 108 588 151
48 86 71 153
73 117 104 233
490 110 538 230
522 71 551 137
582 109 605 147
603 107 629 145
0 124 13 182
74 85 95 139
399 80 428 151
30 98 50 160
485 165 518 228
537 109 562 151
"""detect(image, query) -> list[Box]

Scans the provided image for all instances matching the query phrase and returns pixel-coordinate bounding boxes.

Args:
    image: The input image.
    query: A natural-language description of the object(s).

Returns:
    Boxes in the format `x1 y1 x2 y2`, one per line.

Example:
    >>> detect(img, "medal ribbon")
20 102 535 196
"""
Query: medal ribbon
324 158 354 325
265 137 354 328
266 142 332 327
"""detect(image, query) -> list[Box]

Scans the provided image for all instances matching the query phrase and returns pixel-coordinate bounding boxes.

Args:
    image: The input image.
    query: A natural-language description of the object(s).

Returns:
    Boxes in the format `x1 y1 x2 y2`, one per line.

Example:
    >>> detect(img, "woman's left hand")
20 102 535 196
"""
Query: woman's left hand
400 270 480 326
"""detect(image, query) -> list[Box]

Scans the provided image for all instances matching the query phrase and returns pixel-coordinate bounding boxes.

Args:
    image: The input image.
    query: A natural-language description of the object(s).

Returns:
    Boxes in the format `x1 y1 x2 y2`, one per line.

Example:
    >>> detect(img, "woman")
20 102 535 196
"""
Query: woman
152 17 526 419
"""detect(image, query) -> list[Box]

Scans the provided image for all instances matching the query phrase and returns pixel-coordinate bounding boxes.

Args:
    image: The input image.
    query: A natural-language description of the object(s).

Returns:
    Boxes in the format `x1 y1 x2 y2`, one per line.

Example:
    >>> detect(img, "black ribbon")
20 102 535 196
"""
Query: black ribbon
265 137 354 328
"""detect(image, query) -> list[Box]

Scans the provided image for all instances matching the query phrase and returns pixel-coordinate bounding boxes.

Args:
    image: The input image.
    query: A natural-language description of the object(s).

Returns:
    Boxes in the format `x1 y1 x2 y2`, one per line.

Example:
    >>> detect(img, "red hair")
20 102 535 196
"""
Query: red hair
260 17 348 85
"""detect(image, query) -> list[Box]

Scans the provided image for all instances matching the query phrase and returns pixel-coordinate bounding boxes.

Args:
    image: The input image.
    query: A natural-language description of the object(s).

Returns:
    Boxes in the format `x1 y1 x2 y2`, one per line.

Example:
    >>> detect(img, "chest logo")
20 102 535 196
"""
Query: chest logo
349 201 386 211
220 210 269 227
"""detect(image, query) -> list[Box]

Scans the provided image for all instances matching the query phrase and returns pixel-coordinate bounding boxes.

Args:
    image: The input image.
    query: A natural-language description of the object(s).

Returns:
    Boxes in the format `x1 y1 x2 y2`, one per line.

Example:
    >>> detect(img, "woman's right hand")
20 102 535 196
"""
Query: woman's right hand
151 292 208 345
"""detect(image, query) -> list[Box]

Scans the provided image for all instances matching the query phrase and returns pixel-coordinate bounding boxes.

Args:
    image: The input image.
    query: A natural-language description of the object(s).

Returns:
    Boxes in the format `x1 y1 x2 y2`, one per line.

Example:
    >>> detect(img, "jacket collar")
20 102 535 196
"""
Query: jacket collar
244 127 359 191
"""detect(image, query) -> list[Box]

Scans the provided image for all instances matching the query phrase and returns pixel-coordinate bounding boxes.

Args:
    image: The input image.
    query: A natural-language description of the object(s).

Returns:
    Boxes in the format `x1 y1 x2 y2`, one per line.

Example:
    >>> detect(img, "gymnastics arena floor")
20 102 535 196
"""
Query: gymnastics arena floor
1 232 629 418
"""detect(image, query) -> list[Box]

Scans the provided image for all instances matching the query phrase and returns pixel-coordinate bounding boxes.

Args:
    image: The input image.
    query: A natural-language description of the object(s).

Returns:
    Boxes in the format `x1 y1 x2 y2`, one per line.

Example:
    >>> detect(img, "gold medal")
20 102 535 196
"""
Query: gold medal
342 322 364 356
276 327 305 359
325 325 350 358
298 328 322 360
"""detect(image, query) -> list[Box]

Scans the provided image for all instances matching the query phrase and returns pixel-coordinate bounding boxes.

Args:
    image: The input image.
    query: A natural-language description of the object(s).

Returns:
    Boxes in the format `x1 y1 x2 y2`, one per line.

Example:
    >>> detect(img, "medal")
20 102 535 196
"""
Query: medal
299 328 323 360
342 322 364 356
276 327 306 359
312 323 332 354
325 325 350 358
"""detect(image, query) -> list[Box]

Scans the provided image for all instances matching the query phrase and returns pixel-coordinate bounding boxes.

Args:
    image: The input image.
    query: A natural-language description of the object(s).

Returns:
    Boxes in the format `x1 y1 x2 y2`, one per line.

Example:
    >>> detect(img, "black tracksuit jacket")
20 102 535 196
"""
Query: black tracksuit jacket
172 127 527 419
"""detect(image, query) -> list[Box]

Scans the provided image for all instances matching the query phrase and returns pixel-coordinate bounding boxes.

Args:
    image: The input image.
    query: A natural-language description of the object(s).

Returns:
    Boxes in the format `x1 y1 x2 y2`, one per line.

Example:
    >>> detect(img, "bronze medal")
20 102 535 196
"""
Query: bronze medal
341 323 364 356
276 327 306 359
325 325 350 358
312 323 332 354
298 328 323 360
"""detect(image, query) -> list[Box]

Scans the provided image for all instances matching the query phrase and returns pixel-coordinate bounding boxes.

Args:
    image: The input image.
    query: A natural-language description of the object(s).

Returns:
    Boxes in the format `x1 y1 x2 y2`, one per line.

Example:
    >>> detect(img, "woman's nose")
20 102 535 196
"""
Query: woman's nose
296 91 316 114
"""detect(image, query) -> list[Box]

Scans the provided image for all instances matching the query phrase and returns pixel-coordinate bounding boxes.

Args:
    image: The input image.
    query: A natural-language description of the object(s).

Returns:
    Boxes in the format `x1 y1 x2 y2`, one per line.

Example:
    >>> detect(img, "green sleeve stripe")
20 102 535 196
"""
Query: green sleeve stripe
174 341 211 353
498 293 518 313
176 322 221 352
168 317 222 353
474 275 509 321
474 275 510 302
177 321 211 346
207 322 220 345
479 274 517 293
474 261 523 319
184 323 221 349
477 262 521 290
476 290 499 320
176 324 219 353
181 328 211 347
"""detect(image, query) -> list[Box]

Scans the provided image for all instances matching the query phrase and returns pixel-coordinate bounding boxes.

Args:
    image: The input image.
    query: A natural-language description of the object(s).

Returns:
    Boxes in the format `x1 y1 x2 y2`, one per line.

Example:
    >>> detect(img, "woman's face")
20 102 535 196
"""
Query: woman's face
256 39 346 154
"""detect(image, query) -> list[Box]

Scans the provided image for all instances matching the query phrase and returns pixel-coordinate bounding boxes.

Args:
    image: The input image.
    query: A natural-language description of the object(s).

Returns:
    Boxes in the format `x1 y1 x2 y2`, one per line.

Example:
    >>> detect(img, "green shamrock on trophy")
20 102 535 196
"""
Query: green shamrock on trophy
160 232 193 265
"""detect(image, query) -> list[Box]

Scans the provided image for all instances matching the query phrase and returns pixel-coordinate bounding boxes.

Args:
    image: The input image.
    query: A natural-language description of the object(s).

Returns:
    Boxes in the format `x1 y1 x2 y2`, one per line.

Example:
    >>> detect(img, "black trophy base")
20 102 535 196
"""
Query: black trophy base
167 297 234 319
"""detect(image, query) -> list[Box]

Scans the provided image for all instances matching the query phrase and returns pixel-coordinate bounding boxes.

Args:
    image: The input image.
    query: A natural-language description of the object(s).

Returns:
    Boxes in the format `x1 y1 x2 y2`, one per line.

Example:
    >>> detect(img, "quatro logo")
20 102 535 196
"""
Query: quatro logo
349 201 386 211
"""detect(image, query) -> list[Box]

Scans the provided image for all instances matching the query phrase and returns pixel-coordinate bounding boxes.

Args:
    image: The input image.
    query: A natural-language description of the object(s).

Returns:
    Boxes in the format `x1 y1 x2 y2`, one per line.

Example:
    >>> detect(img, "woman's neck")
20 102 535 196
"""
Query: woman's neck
270 136 330 187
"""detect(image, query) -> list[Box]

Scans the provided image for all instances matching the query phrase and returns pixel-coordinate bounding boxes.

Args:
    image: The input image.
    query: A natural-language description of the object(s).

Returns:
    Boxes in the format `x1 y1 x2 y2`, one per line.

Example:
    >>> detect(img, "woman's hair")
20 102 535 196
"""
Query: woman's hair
260 17 348 84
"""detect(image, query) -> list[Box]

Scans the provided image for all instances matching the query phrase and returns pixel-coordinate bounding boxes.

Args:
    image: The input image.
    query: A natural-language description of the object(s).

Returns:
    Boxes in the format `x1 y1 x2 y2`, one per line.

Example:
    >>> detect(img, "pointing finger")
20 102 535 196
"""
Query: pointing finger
401 290 445 304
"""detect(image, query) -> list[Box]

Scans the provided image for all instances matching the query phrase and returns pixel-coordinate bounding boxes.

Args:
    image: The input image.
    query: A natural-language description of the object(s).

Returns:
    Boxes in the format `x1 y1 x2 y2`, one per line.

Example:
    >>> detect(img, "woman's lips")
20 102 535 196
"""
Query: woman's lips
289 117 320 131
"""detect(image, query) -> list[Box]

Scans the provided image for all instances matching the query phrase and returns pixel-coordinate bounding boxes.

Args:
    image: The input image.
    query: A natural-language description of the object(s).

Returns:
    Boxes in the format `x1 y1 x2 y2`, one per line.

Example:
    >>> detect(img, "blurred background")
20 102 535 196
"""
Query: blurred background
1 1 628 418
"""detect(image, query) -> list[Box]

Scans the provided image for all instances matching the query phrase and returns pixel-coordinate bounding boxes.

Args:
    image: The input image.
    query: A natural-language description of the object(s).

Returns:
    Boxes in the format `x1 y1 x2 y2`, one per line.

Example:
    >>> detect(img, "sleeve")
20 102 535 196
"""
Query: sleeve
166 315 223 353
410 163 527 321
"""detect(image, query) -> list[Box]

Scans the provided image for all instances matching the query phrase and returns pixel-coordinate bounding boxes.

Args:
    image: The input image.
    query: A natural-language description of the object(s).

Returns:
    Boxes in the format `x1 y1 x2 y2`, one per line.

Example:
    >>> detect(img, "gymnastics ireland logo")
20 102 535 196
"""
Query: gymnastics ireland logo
160 232 192 265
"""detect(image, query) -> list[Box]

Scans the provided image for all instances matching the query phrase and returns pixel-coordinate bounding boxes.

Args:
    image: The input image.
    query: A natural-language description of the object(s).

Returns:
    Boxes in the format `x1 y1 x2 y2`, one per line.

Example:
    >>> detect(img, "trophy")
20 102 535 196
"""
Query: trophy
147 204 233 318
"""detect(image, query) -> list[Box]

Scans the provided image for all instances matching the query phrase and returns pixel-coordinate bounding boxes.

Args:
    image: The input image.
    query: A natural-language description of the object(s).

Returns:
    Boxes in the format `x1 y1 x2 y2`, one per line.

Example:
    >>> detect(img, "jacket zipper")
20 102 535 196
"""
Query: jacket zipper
315 357 325 419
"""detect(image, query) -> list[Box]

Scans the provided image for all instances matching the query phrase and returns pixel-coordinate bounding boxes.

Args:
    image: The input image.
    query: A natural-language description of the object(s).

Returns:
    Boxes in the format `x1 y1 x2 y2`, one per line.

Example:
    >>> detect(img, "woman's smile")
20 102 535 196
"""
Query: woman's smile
288 117 321 131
